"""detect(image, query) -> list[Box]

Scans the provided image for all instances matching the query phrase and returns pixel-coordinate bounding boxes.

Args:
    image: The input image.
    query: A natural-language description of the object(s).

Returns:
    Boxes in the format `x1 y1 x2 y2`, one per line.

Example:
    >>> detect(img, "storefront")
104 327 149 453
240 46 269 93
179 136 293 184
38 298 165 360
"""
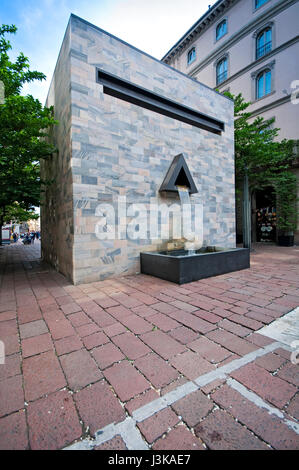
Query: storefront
254 188 276 243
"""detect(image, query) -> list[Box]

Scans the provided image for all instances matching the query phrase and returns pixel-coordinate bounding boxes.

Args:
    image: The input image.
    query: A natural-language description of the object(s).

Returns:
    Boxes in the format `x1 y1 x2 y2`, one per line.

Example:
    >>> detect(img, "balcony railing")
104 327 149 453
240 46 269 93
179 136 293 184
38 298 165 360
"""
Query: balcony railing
256 41 272 59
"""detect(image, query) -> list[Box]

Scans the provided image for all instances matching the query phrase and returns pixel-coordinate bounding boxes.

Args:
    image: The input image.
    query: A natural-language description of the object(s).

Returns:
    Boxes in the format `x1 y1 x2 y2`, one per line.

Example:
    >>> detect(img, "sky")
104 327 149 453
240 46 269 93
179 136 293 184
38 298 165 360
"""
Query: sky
0 0 214 103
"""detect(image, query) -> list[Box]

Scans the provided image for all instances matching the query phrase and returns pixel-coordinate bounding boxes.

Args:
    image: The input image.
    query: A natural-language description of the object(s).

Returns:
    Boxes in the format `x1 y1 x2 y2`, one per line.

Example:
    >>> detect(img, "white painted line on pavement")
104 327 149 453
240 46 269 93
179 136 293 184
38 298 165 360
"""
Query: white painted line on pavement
64 340 288 450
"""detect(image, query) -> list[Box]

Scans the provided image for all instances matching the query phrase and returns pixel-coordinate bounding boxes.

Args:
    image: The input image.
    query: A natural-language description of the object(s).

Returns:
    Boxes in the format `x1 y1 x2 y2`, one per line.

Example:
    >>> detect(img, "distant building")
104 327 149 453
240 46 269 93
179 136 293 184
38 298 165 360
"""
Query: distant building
28 218 40 232
162 0 299 243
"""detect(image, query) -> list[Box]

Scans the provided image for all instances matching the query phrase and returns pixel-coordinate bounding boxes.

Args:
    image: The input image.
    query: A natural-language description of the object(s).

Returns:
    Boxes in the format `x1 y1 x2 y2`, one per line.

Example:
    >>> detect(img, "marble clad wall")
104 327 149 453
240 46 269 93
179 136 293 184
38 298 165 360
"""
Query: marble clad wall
41 22 74 281
43 14 235 284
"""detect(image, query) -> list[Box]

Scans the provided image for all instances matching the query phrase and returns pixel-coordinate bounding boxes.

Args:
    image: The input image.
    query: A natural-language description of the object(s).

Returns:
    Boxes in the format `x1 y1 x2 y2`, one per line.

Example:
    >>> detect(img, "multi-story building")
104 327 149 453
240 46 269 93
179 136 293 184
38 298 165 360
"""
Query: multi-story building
162 0 299 243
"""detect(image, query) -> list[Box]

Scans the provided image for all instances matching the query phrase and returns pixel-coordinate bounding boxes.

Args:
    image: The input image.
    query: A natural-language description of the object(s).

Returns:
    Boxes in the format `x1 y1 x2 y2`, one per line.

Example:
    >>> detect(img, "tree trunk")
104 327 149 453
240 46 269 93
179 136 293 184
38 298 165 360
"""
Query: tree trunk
242 168 251 250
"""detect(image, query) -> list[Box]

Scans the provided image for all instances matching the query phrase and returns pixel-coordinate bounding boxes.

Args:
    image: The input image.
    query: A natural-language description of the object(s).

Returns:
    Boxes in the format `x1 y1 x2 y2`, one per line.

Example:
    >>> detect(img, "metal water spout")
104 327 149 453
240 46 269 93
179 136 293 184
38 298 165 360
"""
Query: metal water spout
159 154 198 195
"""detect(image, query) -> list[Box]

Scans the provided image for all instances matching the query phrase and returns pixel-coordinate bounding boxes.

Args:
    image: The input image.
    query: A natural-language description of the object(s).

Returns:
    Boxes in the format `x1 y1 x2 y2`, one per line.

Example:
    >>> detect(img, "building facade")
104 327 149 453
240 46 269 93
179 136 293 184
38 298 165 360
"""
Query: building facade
163 0 299 243
42 14 235 284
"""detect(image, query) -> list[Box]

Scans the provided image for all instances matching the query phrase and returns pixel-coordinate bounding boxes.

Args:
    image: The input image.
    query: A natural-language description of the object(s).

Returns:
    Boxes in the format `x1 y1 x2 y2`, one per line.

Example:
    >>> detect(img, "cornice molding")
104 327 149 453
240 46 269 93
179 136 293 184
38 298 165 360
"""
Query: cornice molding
181 0 297 75
162 0 238 62
249 93 291 117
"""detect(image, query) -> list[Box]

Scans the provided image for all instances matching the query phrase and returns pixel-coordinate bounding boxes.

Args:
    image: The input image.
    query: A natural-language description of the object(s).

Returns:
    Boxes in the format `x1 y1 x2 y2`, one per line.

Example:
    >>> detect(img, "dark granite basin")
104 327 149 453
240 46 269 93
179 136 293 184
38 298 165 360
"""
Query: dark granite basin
140 246 250 284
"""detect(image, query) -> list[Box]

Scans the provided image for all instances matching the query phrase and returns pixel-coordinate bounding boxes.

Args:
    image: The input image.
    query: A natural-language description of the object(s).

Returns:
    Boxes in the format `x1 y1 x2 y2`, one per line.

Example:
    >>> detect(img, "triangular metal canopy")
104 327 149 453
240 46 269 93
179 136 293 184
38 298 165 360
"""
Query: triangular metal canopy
159 153 198 194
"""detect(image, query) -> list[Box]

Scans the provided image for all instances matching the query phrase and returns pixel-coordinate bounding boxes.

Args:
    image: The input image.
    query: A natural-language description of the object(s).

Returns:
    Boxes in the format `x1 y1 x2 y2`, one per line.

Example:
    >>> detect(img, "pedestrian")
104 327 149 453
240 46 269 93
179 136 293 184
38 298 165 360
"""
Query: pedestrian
30 231 35 244
23 233 31 244
13 232 17 243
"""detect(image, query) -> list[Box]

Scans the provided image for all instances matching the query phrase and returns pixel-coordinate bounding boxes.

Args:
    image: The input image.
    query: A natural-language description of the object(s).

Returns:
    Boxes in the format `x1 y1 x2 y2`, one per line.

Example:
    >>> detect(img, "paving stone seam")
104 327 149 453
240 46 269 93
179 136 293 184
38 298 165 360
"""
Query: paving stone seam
13 292 32 449
124 278 296 311
12 268 120 443
63 340 284 450
3 248 298 450
226 378 299 435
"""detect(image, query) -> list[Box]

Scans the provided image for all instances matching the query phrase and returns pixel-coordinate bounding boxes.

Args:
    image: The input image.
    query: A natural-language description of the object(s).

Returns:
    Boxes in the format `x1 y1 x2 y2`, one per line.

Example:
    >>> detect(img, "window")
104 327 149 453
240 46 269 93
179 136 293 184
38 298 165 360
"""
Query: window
255 0 270 9
187 47 196 65
256 69 271 99
216 57 228 85
216 20 227 41
256 27 272 59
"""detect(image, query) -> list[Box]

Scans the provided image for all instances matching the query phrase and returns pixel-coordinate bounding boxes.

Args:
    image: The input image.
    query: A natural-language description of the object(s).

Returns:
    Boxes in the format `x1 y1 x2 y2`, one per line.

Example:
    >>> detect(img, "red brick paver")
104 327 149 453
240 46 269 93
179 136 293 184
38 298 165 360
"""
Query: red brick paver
169 326 199 344
54 334 83 356
23 350 66 401
194 409 269 450
137 408 180 443
95 435 127 450
170 350 215 380
171 390 213 427
74 380 125 435
212 384 299 449
0 241 299 450
119 314 153 334
0 353 21 380
125 389 160 415
0 411 28 450
27 390 82 450
140 330 186 360
231 362 297 408
21 333 53 358
152 426 205 450
187 336 232 364
103 360 150 401
206 329 259 356
287 395 299 421
19 319 48 339
92 342 125 369
134 353 179 388
276 362 299 387
0 375 24 417
112 331 151 359
60 349 102 391
82 331 109 350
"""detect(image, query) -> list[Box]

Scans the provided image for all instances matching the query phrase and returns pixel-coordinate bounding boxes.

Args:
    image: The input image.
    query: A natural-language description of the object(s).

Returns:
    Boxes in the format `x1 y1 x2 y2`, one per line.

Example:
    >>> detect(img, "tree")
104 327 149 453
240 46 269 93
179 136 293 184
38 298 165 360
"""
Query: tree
0 24 57 244
274 171 298 234
223 91 296 248
3 203 39 225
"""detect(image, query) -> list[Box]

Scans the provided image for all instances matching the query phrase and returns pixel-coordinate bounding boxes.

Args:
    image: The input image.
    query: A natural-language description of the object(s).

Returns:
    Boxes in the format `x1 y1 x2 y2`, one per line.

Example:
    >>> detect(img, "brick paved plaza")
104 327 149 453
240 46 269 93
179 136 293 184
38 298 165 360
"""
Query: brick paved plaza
0 240 298 450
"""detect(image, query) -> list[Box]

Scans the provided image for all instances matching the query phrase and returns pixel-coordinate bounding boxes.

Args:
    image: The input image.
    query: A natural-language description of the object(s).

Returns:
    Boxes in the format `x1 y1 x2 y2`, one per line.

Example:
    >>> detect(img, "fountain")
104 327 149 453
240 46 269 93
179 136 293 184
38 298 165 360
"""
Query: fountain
176 185 200 255
140 153 250 284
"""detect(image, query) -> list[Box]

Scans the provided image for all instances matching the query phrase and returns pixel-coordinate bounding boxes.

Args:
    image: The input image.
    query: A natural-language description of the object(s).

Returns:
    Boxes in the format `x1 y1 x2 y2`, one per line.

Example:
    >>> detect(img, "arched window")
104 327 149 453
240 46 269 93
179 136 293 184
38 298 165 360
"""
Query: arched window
216 57 228 85
256 27 272 59
216 20 227 41
255 0 270 9
187 47 196 65
256 69 271 99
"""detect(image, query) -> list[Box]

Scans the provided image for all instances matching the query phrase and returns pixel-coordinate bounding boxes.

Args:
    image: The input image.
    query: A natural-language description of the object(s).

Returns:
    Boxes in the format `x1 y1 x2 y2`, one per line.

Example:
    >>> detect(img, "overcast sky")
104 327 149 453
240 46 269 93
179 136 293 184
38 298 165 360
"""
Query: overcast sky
0 0 214 103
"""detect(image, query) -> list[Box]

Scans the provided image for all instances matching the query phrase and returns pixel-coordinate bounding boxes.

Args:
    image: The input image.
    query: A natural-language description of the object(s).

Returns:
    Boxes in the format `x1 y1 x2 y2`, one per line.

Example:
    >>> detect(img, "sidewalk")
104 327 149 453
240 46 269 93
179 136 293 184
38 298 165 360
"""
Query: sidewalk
0 240 298 450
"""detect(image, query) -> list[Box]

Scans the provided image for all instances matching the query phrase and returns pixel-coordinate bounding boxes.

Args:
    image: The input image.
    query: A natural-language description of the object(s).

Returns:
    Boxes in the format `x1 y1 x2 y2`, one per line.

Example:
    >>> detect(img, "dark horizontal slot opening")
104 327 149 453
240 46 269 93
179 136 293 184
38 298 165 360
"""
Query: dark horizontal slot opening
97 68 224 135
